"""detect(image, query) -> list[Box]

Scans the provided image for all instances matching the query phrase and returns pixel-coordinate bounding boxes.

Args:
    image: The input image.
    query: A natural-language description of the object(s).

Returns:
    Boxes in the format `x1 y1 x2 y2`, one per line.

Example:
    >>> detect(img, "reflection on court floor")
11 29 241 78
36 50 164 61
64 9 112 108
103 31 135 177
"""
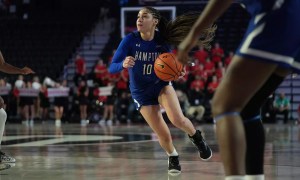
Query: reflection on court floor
1 123 300 180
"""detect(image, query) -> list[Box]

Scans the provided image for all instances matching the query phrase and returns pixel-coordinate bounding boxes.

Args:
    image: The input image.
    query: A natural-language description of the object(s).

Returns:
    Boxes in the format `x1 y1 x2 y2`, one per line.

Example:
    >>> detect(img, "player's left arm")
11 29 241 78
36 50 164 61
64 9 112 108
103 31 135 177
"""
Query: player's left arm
0 51 35 75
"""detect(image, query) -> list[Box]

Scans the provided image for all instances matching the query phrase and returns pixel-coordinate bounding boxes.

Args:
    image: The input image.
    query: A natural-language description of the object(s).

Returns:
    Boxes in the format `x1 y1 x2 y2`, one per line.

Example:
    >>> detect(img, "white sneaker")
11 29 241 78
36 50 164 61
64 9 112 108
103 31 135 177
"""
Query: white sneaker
29 120 34 126
80 120 89 126
22 120 29 126
55 120 61 127
107 120 113 126
0 151 16 163
98 119 105 126
0 164 11 171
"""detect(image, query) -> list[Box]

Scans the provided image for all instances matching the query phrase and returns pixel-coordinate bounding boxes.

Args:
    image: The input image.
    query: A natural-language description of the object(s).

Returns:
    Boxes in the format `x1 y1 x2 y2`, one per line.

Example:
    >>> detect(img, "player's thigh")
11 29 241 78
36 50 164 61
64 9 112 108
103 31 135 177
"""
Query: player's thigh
158 86 185 121
212 56 278 115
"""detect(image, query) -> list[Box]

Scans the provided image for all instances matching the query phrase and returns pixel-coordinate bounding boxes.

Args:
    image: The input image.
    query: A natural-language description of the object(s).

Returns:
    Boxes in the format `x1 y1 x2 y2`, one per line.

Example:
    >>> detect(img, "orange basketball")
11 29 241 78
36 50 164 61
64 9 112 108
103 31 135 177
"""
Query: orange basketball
154 53 183 81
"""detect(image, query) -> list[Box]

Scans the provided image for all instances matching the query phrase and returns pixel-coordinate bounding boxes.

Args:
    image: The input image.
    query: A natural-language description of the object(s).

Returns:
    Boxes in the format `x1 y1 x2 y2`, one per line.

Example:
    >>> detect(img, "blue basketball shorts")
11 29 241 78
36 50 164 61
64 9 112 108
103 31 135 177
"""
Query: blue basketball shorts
236 0 300 72
131 81 171 111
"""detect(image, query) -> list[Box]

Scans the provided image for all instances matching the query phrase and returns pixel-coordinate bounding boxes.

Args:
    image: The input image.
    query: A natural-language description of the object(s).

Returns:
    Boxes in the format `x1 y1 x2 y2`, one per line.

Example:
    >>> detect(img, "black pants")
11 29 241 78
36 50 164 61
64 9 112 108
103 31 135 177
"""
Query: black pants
274 109 289 123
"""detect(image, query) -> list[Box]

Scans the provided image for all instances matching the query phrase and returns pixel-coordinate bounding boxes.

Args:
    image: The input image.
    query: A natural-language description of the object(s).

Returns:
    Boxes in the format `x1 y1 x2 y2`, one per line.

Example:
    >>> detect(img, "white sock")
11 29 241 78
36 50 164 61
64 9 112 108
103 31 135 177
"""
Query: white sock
245 175 264 180
167 148 178 156
0 108 7 146
225 176 245 180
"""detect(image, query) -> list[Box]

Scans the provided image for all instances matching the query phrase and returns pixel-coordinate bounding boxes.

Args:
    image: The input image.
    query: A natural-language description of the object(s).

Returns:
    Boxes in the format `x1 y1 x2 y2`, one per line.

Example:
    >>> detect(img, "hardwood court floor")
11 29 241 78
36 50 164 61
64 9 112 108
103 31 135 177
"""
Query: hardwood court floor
1 122 300 180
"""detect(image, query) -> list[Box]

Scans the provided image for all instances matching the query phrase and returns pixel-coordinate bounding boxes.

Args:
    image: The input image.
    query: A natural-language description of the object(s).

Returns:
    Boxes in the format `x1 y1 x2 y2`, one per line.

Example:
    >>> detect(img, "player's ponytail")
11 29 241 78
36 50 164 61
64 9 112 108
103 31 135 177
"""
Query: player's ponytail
144 7 216 49
166 12 216 50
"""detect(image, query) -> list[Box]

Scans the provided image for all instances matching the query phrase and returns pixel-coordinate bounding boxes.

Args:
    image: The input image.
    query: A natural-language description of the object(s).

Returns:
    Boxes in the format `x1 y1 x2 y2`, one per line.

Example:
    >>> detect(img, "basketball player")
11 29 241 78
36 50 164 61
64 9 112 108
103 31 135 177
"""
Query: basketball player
0 50 34 170
109 7 216 174
177 0 300 179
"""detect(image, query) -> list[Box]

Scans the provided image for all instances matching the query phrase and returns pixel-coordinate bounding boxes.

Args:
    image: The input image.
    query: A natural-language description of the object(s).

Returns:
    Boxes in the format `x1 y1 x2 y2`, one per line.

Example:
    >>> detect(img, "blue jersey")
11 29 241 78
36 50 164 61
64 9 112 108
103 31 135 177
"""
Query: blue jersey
237 0 283 15
109 31 171 94
235 0 300 72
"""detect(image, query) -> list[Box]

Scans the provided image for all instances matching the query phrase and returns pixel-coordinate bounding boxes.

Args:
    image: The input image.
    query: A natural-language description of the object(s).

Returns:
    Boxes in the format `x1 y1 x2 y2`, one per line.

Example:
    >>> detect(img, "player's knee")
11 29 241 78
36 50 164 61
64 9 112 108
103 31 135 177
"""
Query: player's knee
211 96 225 116
0 108 7 122
211 96 241 117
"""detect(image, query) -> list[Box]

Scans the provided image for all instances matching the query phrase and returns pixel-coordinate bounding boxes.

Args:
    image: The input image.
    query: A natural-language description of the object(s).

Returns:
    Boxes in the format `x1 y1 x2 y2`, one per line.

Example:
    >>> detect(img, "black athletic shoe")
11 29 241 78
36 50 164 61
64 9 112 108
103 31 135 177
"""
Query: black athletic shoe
168 156 181 175
0 151 16 163
188 130 212 160
0 164 11 171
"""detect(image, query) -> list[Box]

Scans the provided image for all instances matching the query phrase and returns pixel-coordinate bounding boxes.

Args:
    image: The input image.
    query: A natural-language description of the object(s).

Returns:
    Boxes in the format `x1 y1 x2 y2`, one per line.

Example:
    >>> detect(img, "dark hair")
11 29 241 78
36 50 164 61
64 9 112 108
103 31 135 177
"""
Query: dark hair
143 6 216 49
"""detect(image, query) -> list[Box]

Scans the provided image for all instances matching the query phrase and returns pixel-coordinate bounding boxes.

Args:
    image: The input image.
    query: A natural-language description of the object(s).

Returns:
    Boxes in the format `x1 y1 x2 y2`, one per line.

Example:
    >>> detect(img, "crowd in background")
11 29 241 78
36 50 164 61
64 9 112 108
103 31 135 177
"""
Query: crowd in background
1 41 295 126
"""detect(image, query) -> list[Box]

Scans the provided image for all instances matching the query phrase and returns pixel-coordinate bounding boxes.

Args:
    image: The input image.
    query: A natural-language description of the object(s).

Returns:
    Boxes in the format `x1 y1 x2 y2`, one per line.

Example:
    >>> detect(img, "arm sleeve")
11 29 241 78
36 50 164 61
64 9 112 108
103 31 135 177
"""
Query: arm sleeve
109 35 132 74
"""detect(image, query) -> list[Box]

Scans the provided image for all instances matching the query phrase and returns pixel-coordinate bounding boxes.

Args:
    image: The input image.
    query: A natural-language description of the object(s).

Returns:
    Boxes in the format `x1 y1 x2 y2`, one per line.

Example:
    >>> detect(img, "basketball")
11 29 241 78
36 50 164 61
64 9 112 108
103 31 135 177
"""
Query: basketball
154 53 183 81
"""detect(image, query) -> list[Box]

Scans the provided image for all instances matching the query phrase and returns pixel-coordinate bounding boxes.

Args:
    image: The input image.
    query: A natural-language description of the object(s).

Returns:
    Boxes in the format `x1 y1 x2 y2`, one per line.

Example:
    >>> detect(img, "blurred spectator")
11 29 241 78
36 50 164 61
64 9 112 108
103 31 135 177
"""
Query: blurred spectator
108 49 116 64
175 90 190 115
207 75 219 99
187 85 206 122
224 51 234 67
116 91 129 123
43 77 56 87
193 63 208 83
99 6 109 20
74 54 86 86
194 45 209 64
99 82 118 126
115 68 129 96
190 75 205 91
215 61 225 80
39 84 50 121
77 80 89 126
274 92 290 123
211 42 224 64
32 76 41 119
15 75 24 89
204 58 215 77
93 58 107 86
14 75 25 122
22 81 36 126
187 59 200 76
54 80 68 127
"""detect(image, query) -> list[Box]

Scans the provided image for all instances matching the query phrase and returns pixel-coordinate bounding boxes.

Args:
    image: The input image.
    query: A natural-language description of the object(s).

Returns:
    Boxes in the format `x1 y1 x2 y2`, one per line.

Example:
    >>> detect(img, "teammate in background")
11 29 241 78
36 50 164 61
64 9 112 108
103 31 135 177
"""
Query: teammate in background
109 6 216 174
177 0 300 179
39 84 50 121
77 80 89 126
0 50 34 170
54 79 68 127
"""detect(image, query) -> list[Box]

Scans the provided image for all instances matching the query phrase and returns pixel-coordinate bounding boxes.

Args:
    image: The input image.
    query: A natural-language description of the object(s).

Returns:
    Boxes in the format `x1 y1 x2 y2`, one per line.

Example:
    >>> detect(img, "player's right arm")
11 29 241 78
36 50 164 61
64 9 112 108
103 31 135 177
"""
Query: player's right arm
109 35 135 73
0 51 35 75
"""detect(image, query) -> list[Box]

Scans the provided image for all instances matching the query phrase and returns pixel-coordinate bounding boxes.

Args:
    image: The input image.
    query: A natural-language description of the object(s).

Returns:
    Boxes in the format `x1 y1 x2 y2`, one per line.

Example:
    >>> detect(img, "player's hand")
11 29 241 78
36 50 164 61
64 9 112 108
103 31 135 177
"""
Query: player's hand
178 67 186 79
122 56 136 68
21 67 35 75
